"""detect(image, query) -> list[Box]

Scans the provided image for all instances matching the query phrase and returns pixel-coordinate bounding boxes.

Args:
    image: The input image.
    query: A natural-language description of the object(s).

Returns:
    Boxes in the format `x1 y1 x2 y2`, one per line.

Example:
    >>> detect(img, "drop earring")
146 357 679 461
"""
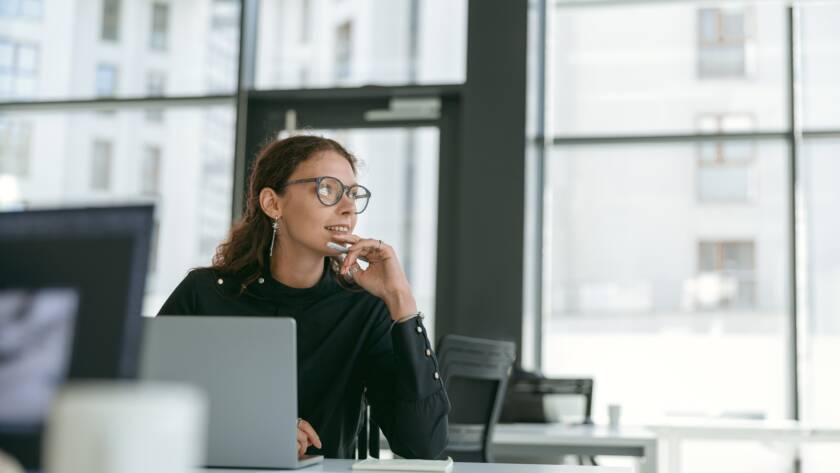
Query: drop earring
269 216 279 257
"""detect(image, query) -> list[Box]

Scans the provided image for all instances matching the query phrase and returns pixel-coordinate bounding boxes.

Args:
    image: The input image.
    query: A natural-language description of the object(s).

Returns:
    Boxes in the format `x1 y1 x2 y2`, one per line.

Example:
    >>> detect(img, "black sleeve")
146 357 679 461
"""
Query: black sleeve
157 270 200 315
363 309 450 459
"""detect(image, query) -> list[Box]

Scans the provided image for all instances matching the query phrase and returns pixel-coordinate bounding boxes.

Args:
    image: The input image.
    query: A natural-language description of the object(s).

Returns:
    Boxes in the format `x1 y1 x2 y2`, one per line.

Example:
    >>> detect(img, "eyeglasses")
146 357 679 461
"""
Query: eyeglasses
279 176 371 214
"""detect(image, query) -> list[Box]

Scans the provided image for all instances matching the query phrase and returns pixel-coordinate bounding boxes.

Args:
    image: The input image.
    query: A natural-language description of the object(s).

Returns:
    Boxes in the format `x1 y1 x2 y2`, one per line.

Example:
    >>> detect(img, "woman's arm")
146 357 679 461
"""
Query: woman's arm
362 306 450 459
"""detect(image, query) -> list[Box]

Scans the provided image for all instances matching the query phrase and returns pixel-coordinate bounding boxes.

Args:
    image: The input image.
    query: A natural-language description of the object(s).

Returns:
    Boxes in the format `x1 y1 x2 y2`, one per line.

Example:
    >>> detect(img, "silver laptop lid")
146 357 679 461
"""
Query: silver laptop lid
140 316 298 469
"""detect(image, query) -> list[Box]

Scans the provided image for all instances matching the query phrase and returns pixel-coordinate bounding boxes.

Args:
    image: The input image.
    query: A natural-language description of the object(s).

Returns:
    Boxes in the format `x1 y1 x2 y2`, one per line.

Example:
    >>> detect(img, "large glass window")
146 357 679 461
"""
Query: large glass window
800 139 840 473
549 1 786 136
541 142 790 471
1 106 235 315
255 0 467 89
0 0 239 100
536 1 840 471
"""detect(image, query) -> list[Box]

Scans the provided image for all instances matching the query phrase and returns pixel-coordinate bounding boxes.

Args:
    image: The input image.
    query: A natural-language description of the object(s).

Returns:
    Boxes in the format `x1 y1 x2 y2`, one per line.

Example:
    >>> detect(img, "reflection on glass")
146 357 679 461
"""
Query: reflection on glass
255 0 466 89
0 106 235 316
0 0 240 99
549 1 786 135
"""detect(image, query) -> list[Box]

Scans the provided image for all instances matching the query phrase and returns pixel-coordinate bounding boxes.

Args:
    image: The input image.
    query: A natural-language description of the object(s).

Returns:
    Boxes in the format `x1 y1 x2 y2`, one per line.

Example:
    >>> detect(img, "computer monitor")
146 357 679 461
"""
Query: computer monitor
0 205 154 469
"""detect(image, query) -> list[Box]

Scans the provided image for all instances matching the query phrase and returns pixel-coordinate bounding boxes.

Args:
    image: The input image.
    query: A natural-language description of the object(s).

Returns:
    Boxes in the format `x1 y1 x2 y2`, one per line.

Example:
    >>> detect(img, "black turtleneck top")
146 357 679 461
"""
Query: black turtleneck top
157 259 450 460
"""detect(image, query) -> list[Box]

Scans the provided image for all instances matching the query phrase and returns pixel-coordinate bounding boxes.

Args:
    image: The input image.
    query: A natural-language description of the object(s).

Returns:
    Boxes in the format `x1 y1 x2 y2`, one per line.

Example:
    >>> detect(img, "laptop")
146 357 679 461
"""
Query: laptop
139 316 323 469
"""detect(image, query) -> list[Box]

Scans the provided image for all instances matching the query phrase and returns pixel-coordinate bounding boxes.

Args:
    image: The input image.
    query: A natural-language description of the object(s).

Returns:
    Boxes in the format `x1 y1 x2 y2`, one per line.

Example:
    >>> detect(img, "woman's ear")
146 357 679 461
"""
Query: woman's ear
258 187 282 220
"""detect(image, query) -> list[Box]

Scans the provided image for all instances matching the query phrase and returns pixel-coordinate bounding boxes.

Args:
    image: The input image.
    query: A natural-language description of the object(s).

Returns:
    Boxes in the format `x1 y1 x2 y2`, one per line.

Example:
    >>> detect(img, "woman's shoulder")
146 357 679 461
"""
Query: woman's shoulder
158 267 239 315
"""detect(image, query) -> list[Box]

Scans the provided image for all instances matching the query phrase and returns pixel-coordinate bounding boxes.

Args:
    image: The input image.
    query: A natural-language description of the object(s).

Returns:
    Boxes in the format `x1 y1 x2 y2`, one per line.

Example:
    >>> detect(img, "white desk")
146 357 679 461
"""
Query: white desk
648 418 840 473
206 458 630 472
492 424 658 473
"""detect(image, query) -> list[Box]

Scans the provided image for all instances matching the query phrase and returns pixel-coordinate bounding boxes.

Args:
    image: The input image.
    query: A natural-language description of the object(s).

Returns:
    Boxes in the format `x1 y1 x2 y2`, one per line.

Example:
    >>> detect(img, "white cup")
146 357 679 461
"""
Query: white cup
608 404 621 429
44 382 206 473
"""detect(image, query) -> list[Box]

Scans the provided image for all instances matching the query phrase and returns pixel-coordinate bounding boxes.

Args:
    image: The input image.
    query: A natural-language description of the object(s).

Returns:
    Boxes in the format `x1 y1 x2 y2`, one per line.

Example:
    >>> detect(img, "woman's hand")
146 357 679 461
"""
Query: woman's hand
330 234 418 320
296 418 321 459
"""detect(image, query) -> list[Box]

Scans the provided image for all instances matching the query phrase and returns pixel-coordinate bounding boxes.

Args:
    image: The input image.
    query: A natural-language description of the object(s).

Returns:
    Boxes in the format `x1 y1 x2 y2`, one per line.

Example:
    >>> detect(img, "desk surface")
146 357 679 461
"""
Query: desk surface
649 417 840 441
494 423 658 447
205 459 630 473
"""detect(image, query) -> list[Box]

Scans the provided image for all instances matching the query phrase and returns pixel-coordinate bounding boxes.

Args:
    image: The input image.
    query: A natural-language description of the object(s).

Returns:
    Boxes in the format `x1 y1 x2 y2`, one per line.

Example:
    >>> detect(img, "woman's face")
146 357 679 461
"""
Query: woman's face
276 150 359 256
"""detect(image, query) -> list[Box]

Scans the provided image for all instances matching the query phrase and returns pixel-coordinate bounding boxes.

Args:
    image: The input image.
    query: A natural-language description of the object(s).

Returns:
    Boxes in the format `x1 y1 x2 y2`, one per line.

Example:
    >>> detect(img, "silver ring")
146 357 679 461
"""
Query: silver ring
297 418 303 427
378 239 382 249
349 265 360 276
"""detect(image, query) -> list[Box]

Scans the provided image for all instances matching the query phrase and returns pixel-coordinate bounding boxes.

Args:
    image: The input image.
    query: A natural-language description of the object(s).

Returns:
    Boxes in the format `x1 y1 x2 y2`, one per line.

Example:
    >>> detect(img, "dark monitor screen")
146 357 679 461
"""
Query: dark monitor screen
0 205 153 468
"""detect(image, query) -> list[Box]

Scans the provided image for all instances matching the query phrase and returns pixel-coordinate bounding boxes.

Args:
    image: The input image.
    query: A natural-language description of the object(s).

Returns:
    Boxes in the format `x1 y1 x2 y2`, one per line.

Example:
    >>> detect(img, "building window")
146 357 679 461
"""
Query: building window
141 146 161 196
101 0 121 41
0 40 39 99
145 71 165 122
696 113 756 202
697 7 751 78
95 63 118 97
697 241 756 309
0 0 42 18
301 0 312 43
90 140 113 191
150 3 169 51
334 21 352 81
0 120 31 178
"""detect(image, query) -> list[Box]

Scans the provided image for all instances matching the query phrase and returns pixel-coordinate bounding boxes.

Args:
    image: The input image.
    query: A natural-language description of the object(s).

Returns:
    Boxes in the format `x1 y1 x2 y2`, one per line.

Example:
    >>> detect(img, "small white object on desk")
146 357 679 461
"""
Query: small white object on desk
352 458 454 473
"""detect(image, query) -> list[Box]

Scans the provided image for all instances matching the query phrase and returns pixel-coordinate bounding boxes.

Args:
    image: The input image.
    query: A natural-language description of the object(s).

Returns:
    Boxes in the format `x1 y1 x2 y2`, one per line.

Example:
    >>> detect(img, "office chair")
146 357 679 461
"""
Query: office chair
435 334 516 462
358 335 516 462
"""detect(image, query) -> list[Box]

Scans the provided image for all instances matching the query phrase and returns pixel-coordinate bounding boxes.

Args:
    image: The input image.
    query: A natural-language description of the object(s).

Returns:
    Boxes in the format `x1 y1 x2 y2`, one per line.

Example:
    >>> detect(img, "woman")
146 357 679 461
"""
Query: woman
158 135 449 460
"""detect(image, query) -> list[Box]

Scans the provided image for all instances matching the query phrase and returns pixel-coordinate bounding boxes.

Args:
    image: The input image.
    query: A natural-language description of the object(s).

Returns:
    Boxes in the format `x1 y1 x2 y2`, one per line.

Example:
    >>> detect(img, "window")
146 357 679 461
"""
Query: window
0 120 31 178
141 146 161 195
697 241 756 309
90 140 113 191
150 3 170 51
301 0 312 43
255 0 467 89
697 7 752 78
101 0 120 41
549 2 783 136
334 21 353 81
540 142 789 471
696 114 756 202
145 71 166 122
95 64 118 97
0 0 41 18
0 40 39 99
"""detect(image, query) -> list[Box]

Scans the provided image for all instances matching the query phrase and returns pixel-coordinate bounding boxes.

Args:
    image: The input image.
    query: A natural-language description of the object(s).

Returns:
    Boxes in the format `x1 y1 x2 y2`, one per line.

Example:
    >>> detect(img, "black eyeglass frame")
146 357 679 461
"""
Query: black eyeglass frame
278 176 371 214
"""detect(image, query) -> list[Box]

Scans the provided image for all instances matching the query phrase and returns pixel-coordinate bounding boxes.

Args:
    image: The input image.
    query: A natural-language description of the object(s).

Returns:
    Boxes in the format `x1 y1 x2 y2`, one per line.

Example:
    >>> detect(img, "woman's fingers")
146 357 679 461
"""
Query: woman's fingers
296 429 308 457
342 239 390 272
298 419 322 449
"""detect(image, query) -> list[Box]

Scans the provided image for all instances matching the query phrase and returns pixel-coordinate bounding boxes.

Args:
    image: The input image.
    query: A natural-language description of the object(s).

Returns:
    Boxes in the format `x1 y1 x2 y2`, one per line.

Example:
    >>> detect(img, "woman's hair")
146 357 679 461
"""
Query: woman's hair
211 134 358 289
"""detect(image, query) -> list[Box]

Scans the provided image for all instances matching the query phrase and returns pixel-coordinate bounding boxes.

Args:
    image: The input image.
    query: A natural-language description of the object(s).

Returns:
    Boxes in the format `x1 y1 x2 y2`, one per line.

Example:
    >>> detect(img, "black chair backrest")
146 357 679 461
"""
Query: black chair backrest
437 335 516 463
